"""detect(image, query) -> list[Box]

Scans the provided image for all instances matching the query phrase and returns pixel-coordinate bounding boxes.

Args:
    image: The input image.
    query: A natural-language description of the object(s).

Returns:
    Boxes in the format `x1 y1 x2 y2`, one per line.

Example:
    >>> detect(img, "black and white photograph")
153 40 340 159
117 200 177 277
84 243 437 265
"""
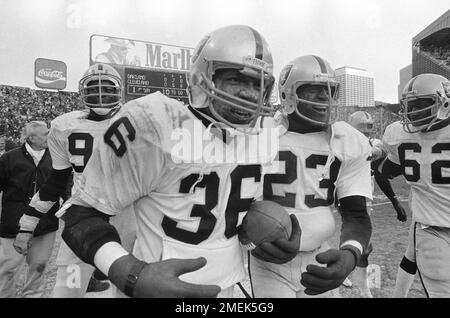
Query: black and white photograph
0 0 449 303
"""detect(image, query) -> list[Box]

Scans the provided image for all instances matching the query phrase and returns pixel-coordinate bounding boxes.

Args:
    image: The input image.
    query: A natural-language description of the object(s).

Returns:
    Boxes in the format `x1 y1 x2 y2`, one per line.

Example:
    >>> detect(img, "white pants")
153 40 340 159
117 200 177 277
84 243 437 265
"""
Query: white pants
0 232 55 298
415 224 450 298
53 206 137 298
404 221 416 262
52 240 95 298
249 243 339 298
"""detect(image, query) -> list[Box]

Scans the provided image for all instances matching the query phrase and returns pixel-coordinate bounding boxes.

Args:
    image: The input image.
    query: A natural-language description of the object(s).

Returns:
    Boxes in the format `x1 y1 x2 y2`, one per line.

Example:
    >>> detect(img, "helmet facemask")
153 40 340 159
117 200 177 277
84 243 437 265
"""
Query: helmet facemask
278 55 340 130
189 61 275 134
399 73 450 133
79 68 122 117
399 95 440 133
289 79 339 128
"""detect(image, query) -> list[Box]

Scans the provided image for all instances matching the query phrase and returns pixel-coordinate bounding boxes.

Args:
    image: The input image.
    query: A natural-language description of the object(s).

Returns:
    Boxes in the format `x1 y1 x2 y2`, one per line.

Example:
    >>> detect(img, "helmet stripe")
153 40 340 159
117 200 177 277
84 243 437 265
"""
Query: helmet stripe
312 55 327 73
407 76 418 92
249 27 263 60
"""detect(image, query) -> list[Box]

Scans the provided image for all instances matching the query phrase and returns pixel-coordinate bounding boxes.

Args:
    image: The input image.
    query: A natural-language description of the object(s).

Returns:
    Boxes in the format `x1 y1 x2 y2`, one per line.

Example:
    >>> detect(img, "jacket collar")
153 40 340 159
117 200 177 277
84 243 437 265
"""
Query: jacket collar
21 143 49 166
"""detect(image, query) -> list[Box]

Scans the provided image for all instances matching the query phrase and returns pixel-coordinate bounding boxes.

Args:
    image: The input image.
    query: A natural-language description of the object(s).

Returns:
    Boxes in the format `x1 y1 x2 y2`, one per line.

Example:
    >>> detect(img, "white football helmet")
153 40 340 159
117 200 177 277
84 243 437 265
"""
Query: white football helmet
187 25 275 130
79 63 123 116
278 55 339 127
399 73 450 133
348 111 374 135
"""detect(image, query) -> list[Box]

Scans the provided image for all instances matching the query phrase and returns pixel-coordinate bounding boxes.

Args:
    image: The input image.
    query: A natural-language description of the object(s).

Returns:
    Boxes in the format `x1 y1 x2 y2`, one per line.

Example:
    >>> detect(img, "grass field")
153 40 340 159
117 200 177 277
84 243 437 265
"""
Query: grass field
334 176 425 298
13 176 425 298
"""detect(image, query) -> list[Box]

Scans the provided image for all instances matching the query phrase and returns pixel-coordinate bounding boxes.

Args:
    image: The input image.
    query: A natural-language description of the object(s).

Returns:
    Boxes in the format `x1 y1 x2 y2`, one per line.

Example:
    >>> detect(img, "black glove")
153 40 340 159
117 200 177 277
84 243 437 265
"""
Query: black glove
392 197 407 222
109 255 221 298
301 248 357 295
251 215 301 264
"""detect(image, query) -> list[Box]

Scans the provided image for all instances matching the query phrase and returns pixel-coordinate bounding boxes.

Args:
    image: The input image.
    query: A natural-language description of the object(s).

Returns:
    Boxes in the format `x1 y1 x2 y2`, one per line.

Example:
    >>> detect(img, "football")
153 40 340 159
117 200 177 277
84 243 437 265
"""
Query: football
238 200 292 250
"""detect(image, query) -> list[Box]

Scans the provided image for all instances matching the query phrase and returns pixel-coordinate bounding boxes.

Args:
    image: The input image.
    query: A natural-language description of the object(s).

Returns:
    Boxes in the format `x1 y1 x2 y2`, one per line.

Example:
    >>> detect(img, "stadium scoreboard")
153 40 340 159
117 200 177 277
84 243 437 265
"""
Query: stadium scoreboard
124 67 189 103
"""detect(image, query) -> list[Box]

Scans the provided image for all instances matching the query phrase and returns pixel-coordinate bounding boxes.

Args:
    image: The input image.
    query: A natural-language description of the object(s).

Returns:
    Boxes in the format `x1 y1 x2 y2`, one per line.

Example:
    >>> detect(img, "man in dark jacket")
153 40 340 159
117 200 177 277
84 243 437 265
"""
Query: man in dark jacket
0 121 61 297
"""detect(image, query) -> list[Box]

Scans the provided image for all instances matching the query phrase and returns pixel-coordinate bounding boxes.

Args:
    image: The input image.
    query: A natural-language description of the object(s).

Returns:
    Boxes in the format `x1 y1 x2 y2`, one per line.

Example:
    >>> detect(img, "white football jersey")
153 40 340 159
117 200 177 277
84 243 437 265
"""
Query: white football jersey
48 110 112 187
263 121 372 251
383 121 450 227
49 110 136 266
69 92 279 289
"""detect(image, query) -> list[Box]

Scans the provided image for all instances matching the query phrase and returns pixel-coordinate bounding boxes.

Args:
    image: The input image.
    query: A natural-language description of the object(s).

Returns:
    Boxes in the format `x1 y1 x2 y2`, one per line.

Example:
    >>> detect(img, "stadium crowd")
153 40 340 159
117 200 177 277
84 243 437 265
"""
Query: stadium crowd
422 44 450 66
0 85 399 143
0 85 83 143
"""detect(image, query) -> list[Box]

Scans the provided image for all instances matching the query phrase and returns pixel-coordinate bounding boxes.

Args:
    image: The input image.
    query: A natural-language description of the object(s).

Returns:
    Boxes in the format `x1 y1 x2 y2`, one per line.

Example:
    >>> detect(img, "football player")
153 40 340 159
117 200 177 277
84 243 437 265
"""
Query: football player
248 55 373 298
14 63 136 297
57 25 301 298
344 110 407 298
378 73 450 298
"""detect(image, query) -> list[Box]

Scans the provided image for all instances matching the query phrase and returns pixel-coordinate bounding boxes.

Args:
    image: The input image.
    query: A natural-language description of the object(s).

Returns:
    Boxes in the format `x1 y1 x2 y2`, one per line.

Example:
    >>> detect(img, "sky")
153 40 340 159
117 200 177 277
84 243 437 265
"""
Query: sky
0 0 448 103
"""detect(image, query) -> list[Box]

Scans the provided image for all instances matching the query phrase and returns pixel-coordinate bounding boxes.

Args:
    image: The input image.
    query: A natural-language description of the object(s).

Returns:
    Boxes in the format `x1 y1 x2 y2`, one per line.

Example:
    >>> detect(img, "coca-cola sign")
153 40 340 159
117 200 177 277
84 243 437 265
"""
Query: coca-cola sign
35 58 67 90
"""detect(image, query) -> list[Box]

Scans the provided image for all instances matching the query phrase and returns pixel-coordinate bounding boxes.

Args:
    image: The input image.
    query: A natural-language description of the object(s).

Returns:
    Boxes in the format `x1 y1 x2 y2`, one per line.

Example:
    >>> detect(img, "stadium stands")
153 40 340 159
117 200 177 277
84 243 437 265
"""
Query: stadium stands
0 84 400 144
0 85 83 143
412 9 450 79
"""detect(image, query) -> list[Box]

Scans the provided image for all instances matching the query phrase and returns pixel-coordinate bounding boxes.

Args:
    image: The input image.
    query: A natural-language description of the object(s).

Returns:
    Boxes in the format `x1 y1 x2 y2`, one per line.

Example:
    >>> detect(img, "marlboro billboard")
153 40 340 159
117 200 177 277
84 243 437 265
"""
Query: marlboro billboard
34 58 67 90
89 34 194 72
90 35 194 103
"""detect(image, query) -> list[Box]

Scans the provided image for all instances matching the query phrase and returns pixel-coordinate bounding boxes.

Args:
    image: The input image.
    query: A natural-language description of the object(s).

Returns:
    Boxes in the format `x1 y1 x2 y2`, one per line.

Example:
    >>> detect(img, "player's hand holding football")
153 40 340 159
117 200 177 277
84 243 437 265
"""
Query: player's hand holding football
301 248 356 295
251 215 301 264
109 254 221 298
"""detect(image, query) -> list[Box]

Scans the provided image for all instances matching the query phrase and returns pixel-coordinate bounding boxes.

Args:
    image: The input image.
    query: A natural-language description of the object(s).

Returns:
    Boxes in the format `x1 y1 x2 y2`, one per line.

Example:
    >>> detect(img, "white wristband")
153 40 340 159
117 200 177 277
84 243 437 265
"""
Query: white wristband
94 242 129 276
19 214 40 232
55 203 72 218
340 240 363 255
29 192 56 213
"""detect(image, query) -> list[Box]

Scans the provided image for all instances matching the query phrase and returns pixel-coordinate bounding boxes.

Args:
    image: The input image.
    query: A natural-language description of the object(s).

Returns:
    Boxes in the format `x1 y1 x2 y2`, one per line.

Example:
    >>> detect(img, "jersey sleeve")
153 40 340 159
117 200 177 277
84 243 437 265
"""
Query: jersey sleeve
331 122 373 200
69 104 165 215
382 123 401 165
330 122 372 199
336 153 372 200
47 123 71 170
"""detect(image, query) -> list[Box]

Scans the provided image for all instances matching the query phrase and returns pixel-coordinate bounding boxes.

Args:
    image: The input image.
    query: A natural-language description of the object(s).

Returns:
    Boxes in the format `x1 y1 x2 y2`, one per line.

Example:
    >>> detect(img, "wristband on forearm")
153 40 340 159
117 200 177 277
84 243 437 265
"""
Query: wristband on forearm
340 240 363 267
29 192 56 214
18 214 40 232
339 199 372 260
